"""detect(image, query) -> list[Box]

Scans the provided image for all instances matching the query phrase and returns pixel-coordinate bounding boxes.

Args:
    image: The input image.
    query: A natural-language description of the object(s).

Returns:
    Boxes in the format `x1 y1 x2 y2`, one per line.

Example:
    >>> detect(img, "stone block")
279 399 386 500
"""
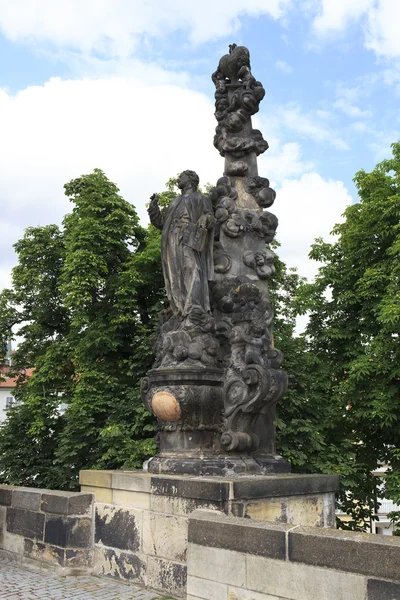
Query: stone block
6 508 45 540
187 575 228 600
143 512 187 562
0 505 7 526
0 487 14 506
12 490 42 512
151 476 229 502
232 474 340 500
1 530 25 555
93 545 146 583
41 492 93 516
112 489 150 510
23 538 64 566
322 493 336 528
244 501 283 522
65 548 94 568
80 485 112 503
151 493 222 516
187 596 206 600
147 556 187 598
289 527 400 581
44 516 92 548
367 578 400 599
246 555 367 599
228 587 282 600
187 544 246 588
79 470 112 488
112 471 151 493
95 504 141 552
188 510 288 560
286 495 324 527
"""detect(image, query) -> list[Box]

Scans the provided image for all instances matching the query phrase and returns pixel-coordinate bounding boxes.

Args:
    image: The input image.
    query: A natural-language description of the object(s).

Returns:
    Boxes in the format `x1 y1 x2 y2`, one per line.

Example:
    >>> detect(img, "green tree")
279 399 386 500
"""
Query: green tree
297 142 400 529
0 169 164 489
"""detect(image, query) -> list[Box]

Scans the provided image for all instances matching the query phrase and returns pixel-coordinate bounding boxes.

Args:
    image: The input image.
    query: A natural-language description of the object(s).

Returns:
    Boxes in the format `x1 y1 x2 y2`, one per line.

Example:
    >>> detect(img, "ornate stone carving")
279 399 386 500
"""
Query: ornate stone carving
243 249 275 278
212 44 268 177
141 45 289 476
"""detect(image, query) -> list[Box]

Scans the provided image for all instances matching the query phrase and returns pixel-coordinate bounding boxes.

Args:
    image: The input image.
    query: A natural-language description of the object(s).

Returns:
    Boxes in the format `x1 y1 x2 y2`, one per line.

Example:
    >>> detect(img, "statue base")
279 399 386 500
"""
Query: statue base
80 468 340 597
147 453 291 476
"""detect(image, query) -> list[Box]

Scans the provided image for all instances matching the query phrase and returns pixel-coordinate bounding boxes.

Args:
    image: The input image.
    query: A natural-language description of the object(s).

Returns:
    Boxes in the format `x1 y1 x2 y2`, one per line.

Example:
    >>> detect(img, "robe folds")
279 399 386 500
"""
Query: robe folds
160 191 215 316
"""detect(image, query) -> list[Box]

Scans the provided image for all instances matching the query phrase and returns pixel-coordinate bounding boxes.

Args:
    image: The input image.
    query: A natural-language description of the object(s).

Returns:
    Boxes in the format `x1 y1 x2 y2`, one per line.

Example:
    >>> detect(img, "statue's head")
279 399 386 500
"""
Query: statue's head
178 170 199 191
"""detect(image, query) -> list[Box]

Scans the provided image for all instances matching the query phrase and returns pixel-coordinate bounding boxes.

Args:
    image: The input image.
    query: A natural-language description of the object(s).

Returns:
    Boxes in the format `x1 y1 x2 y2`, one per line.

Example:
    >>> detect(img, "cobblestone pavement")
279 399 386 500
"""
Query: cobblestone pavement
0 560 170 599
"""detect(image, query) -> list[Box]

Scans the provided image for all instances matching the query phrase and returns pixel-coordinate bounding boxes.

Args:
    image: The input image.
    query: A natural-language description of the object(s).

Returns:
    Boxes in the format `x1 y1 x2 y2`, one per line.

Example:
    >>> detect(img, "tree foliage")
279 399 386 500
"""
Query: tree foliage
0 169 165 489
295 142 400 528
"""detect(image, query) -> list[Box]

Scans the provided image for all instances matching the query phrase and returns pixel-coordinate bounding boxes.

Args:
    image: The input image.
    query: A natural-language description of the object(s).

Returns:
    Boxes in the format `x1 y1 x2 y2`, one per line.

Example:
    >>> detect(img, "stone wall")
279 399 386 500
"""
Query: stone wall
0 485 94 573
187 509 400 600
80 469 339 598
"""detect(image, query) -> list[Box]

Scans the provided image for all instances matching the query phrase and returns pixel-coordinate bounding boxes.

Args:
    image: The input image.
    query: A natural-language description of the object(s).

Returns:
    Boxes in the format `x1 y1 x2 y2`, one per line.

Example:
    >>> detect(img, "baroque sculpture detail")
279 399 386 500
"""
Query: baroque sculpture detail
141 45 289 475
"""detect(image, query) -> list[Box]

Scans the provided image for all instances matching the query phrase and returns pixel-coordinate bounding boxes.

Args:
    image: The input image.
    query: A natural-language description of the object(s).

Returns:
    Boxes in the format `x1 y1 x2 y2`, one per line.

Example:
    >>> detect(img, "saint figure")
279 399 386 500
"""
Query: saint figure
148 170 215 317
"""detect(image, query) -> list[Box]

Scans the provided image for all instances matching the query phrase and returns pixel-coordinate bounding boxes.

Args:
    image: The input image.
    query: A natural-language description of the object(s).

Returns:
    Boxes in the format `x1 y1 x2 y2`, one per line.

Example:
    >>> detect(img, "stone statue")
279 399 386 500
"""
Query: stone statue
148 170 215 316
141 46 289 476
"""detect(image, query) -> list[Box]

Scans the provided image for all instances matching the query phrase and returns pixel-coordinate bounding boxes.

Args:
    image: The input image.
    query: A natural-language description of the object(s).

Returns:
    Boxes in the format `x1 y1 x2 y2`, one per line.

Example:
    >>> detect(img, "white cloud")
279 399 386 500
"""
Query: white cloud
333 98 372 118
259 142 314 184
0 0 292 56
274 172 353 281
277 105 349 150
0 71 224 294
312 0 373 35
365 0 400 58
313 0 400 60
275 59 293 74
0 66 355 302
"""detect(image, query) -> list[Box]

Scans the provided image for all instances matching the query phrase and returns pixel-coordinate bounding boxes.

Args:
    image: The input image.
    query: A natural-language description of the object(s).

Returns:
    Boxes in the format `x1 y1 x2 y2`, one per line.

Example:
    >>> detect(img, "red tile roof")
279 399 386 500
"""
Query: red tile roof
0 368 34 388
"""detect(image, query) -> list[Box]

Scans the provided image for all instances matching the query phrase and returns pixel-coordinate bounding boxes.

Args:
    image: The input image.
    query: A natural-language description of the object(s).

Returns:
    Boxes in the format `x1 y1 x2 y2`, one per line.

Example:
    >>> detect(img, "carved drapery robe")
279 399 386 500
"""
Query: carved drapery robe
150 191 215 316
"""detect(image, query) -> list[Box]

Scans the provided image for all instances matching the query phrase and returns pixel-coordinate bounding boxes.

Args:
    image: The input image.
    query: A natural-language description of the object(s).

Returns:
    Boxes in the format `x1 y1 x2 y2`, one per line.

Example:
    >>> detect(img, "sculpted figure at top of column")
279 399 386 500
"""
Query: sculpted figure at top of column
148 170 216 317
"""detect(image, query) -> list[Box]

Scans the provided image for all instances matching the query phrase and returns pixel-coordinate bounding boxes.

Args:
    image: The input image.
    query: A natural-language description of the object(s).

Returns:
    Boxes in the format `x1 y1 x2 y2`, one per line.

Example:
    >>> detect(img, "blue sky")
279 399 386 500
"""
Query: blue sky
1 0 400 293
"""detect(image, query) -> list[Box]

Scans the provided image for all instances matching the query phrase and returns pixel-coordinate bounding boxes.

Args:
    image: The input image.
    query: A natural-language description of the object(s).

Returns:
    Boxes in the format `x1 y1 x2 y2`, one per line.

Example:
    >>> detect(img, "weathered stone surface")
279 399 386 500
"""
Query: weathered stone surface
246 555 367 600
113 490 150 510
1 530 25 555
244 500 283 522
79 470 112 488
147 556 187 598
65 548 94 568
95 504 141 552
151 493 222 516
0 487 13 506
93 545 146 584
111 471 151 493
6 508 45 540
24 538 64 566
80 485 113 504
143 512 187 562
44 516 92 549
12 490 42 512
286 495 324 527
289 527 400 581
188 510 288 559
187 575 228 600
232 474 340 499
151 477 229 502
367 578 400 599
228 587 282 600
187 544 246 588
322 493 336 528
41 492 93 516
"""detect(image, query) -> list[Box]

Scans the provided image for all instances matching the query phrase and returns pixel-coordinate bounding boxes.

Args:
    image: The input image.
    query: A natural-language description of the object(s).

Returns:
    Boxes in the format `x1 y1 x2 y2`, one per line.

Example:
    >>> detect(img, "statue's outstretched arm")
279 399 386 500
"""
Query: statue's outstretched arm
148 194 163 230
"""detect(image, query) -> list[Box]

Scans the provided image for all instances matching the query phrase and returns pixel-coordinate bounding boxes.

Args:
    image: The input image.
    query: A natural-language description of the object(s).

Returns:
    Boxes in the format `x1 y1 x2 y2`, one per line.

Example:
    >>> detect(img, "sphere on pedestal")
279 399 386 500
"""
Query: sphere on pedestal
151 391 182 422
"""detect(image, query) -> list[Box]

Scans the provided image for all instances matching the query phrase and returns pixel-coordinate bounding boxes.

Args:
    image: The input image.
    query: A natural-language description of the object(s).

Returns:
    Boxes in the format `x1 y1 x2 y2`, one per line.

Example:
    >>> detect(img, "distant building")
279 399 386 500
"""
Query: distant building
0 367 34 421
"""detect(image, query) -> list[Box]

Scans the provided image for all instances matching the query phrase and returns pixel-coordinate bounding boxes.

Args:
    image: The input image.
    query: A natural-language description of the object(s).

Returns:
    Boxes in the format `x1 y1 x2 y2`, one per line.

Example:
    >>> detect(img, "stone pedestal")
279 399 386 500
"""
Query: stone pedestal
80 469 339 598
